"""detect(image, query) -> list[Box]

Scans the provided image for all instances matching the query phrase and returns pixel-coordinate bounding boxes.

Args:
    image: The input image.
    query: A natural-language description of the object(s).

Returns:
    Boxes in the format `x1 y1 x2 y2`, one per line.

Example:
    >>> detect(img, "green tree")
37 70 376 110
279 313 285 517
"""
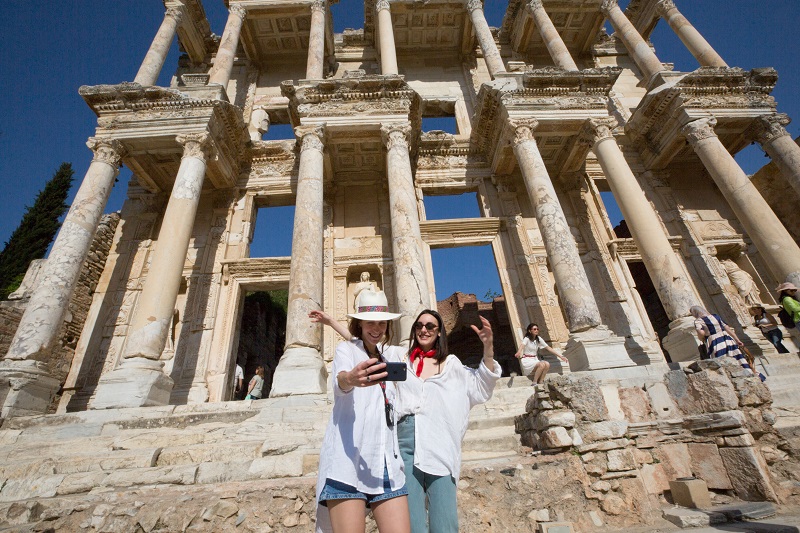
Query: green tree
0 163 74 299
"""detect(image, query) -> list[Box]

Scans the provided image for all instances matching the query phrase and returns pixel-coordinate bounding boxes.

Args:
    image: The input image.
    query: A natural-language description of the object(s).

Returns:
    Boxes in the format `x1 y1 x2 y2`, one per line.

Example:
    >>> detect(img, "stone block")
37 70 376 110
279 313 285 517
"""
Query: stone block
662 507 725 528
618 387 652 422
196 460 253 484
683 410 747 432
718 446 778 501
600 385 625 421
645 382 679 419
249 456 304 478
0 474 65 503
669 478 712 509
547 375 608 422
582 420 628 442
665 370 700 414
606 449 636 471
712 501 777 520
724 434 755 447
538 523 574 533
527 508 550 522
640 463 670 494
56 471 108 495
687 370 739 413
600 494 628 515
103 465 197 488
654 443 693 481
687 443 732 490
568 428 583 446
536 410 576 429
734 378 772 406
539 427 573 448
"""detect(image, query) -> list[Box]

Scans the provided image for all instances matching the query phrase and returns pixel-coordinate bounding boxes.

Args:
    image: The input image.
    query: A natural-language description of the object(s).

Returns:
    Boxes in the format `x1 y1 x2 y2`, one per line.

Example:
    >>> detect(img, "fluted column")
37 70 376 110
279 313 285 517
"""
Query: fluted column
526 0 578 70
92 133 212 409
655 0 727 67
511 120 600 332
750 113 800 198
208 5 247 87
0 139 125 417
682 117 800 288
465 0 506 78
381 123 431 338
375 0 399 75
586 119 697 320
270 126 327 397
600 0 665 81
134 7 184 86
306 0 327 79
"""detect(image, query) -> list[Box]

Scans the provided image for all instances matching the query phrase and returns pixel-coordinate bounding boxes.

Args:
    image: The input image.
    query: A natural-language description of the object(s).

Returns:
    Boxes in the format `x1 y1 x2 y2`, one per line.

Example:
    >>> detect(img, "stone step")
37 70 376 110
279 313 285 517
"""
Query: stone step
461 426 520 454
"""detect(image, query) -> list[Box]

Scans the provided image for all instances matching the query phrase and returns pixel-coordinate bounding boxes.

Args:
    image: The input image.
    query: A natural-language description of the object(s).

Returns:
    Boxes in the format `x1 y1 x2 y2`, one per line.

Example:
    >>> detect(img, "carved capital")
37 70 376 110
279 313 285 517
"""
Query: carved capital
526 0 544 12
381 123 412 150
310 0 327 14
375 0 391 12
176 132 212 162
580 117 618 145
655 0 677 16
230 4 247 20
465 0 484 13
508 118 540 146
295 125 325 153
165 6 184 24
87 137 126 167
681 117 718 145
751 113 791 145
600 0 618 15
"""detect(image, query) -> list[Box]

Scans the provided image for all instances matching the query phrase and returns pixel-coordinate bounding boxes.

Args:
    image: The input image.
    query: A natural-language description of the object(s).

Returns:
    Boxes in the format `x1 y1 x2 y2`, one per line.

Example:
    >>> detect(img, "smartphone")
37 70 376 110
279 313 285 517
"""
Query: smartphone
372 361 407 382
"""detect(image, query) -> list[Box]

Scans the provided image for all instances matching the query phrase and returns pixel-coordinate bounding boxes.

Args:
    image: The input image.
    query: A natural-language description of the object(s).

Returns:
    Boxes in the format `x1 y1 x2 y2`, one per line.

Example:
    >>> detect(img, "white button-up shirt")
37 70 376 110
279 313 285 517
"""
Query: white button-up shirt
315 340 406 528
391 352 501 480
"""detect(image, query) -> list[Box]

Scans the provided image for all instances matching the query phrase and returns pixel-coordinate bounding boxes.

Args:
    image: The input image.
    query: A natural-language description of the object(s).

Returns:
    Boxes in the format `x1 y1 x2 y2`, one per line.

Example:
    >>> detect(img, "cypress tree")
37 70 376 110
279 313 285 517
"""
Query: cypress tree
0 163 74 299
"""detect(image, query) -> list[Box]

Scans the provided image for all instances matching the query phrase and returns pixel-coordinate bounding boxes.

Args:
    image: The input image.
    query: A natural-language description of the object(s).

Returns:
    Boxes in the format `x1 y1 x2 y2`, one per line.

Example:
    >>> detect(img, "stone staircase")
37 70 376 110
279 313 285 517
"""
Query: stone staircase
0 377 533 505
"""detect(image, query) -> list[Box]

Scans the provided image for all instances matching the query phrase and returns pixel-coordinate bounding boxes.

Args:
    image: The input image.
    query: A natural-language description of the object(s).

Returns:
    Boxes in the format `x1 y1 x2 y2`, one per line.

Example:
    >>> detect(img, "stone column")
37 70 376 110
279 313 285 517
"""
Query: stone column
511 119 632 370
208 5 247 87
270 126 327 396
306 0 327 79
585 119 700 361
682 117 800 288
249 107 270 142
526 0 578 70
0 139 125 417
655 0 727 67
134 7 184 86
600 0 664 82
375 0 399 75
465 0 506 79
92 133 212 409
750 113 800 199
381 123 431 338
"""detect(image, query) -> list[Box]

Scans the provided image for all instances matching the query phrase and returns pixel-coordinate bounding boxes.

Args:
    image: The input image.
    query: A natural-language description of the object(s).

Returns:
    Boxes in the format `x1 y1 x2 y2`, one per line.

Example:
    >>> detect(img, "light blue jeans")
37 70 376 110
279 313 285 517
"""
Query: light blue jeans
397 415 458 533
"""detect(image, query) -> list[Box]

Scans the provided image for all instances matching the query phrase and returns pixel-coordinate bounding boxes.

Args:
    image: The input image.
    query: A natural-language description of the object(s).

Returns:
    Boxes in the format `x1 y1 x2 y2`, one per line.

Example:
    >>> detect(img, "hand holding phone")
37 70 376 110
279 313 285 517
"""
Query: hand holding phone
371 361 407 382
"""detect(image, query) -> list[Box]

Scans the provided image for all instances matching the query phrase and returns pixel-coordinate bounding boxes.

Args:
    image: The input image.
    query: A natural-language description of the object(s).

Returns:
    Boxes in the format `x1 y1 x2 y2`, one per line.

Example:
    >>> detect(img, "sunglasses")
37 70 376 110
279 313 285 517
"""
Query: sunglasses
414 322 438 331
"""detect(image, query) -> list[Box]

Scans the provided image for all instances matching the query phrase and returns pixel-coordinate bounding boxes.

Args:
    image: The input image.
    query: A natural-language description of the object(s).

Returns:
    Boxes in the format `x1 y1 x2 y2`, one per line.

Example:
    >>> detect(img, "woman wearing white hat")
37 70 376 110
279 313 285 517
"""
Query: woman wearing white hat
311 290 410 533
776 282 800 334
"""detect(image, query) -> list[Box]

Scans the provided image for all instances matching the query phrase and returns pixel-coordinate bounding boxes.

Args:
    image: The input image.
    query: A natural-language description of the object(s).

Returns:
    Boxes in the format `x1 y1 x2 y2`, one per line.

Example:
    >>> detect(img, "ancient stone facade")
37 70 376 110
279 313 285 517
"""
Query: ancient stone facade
1 0 799 421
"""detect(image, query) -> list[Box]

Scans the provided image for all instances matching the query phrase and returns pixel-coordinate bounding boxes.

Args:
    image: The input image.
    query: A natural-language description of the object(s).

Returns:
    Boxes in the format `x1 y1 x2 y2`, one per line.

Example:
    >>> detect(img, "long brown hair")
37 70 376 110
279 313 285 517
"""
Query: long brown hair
408 309 449 364
524 323 543 343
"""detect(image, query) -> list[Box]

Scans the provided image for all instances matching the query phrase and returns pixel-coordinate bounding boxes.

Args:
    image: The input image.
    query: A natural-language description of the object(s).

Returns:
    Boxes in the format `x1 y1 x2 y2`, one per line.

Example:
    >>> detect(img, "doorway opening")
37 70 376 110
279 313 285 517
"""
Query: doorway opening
234 289 287 399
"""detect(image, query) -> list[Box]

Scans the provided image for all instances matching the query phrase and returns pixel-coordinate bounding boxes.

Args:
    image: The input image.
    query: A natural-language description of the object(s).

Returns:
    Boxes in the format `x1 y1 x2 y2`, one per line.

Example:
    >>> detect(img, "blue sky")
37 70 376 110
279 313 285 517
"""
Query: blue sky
1 1 798 300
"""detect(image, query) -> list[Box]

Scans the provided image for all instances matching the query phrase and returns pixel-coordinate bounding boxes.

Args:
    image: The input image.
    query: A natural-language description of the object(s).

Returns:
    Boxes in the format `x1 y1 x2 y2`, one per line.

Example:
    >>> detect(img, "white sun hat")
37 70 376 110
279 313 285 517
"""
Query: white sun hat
347 290 402 321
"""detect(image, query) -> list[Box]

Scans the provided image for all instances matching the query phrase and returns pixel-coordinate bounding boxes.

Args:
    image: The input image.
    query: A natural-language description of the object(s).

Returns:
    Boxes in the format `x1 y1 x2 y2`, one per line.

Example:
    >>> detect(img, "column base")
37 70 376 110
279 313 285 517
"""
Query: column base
0 360 62 418
269 346 328 397
662 316 702 363
564 326 635 371
91 358 174 409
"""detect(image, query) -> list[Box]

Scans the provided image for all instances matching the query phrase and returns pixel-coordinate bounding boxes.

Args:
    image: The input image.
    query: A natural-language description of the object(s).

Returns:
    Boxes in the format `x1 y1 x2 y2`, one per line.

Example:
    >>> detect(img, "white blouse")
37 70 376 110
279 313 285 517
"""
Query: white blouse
315 340 406 528
520 336 549 358
391 352 501 481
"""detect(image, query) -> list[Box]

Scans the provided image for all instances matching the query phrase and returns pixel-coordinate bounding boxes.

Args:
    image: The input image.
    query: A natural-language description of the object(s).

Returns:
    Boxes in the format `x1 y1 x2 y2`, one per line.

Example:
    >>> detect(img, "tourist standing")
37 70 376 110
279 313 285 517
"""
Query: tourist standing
514 323 568 384
776 282 800 334
749 305 790 354
311 290 410 533
690 306 765 381
234 363 244 399
245 366 264 400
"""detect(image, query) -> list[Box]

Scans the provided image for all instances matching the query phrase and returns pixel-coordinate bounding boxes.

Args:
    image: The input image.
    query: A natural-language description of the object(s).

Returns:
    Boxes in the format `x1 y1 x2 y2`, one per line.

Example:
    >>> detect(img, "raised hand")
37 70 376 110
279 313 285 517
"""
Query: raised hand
470 316 493 348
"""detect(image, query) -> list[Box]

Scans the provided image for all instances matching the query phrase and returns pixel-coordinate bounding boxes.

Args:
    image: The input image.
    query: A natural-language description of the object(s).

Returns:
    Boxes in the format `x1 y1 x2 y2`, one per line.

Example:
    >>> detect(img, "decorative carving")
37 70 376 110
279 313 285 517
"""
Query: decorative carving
600 0 618 15
230 4 247 20
176 132 212 162
721 259 761 307
655 0 676 16
508 118 539 146
526 0 543 12
165 7 184 24
681 117 718 145
295 125 325 153
375 0 390 12
310 0 326 14
381 123 412 150
465 0 484 13
751 113 791 145
87 137 126 167
580 117 617 146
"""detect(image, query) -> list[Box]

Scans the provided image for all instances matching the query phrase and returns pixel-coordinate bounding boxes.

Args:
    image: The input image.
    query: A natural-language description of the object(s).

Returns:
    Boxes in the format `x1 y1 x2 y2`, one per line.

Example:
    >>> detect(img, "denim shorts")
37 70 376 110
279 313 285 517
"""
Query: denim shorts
319 464 407 507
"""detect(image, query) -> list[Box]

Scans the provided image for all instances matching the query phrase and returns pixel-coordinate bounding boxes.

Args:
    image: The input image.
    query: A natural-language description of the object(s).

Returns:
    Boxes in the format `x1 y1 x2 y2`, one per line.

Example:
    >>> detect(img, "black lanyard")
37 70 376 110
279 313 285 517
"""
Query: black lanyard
369 348 394 428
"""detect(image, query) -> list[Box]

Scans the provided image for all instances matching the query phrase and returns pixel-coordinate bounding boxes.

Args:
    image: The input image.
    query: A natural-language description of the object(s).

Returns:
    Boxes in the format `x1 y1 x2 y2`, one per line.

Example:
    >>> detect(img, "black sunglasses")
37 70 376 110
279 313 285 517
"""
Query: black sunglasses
414 322 438 331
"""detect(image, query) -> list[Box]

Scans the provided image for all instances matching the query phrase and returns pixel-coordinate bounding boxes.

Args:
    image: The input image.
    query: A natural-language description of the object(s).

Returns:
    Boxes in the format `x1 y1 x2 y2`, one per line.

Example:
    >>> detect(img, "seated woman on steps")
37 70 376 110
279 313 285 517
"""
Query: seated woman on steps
514 323 568 385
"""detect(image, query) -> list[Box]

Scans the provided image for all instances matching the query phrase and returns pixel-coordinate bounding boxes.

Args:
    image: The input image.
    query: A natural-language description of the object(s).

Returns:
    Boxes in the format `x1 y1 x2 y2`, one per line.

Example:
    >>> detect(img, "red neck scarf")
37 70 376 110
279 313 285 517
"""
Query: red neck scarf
410 347 437 377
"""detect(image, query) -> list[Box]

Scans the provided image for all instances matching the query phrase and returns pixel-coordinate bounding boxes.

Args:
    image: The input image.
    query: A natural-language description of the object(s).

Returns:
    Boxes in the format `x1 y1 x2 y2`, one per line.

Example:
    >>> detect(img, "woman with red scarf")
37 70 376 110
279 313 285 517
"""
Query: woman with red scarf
395 309 500 533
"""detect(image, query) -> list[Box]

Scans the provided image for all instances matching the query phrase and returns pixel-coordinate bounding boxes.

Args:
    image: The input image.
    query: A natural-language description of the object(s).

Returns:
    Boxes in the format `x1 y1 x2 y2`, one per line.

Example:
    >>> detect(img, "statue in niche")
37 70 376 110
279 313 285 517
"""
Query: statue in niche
352 271 378 311
721 259 761 307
